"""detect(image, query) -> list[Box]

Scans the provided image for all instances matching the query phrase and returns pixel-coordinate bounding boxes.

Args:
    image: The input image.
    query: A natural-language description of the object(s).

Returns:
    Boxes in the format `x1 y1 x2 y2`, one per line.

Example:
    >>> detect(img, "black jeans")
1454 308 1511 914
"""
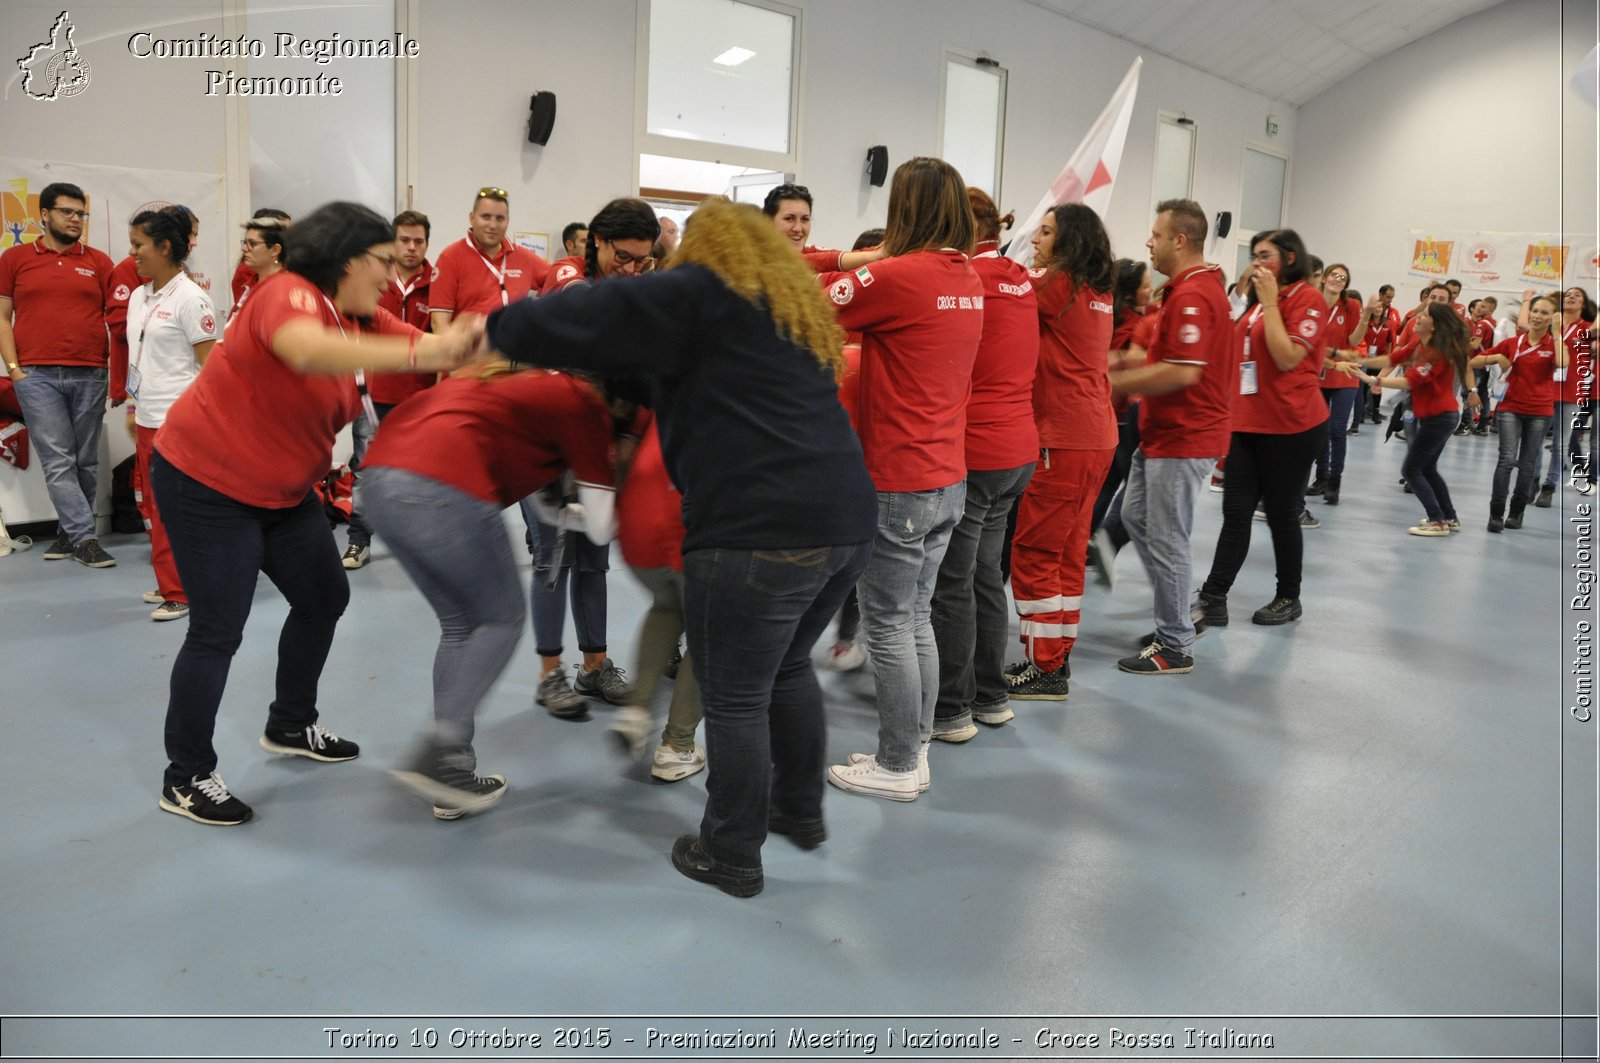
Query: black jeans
153 452 350 786
683 542 871 870
931 462 1035 724
1202 421 1329 603
1401 412 1459 522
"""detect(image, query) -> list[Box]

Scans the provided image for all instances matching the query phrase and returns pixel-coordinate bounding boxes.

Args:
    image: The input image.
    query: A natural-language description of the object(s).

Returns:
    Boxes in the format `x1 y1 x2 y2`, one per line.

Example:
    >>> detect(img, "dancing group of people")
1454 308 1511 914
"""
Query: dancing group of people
0 167 1591 898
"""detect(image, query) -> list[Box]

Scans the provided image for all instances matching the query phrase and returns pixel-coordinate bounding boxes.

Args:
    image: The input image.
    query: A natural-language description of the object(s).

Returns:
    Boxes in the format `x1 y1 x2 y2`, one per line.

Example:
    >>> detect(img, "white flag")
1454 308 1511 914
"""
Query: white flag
1007 57 1142 264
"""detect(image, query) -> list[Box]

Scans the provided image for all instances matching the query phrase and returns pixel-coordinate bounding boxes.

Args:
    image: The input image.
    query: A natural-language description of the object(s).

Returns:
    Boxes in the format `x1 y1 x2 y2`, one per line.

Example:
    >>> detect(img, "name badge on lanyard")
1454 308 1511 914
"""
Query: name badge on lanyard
476 242 510 307
1240 305 1261 395
321 294 381 427
1555 325 1577 382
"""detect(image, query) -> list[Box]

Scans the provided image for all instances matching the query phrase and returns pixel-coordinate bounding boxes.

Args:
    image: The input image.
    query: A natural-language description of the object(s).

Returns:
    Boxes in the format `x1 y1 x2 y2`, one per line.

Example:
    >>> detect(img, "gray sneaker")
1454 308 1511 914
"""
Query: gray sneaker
43 532 72 560
536 668 588 719
574 657 634 705
72 538 116 568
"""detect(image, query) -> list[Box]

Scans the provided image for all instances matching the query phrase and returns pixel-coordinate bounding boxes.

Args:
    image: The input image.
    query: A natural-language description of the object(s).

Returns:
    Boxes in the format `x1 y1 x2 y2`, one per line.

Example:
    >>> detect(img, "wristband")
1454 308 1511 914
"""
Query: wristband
407 333 419 369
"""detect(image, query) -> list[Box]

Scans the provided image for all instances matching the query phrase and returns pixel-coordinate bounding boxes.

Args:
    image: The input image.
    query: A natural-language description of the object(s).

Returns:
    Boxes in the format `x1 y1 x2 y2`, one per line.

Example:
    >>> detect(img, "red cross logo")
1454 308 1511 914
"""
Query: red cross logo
1472 248 1490 264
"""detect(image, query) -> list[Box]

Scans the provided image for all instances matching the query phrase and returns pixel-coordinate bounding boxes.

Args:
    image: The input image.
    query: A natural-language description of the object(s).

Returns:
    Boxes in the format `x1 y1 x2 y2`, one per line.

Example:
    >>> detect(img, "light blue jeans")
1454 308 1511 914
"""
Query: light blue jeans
856 483 966 773
1121 451 1215 653
358 466 525 761
13 365 107 543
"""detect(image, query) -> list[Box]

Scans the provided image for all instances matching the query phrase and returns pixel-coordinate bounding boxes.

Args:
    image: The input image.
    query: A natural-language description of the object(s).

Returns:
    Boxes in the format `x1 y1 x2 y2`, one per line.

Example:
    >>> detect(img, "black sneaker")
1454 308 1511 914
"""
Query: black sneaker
258 723 360 762
1347 425 1360 435
42 532 72 560
1297 509 1321 530
1251 597 1303 625
1487 515 1504 533
1452 424 1469 436
1535 484 1554 508
574 658 634 705
1306 477 1328 497
1009 661 1070 701
1196 590 1228 627
72 538 116 568
1117 641 1195 675
768 811 827 850
390 739 508 819
670 834 763 898
159 771 253 825
536 668 588 719
341 543 370 569
1504 510 1524 530
1472 426 1490 437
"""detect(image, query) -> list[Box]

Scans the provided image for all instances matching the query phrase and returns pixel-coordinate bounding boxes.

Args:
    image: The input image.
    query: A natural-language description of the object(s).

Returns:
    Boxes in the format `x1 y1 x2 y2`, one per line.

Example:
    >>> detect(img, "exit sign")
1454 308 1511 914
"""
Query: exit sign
1266 116 1279 136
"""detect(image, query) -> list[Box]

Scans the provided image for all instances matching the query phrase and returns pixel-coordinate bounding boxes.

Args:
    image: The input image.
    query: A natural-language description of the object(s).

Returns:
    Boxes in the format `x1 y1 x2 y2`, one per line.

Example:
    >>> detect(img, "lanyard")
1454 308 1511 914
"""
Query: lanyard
131 278 182 369
470 238 510 307
320 294 380 427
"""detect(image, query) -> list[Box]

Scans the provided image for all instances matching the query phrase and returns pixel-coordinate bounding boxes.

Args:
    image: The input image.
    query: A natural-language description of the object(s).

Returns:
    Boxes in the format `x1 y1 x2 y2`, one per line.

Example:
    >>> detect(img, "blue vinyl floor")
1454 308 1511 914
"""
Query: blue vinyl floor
1 420 1595 1062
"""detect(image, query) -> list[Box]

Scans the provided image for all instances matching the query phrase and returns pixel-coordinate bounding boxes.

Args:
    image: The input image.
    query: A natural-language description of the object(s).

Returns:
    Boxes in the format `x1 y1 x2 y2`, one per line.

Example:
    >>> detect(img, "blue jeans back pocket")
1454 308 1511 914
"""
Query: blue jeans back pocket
748 547 830 597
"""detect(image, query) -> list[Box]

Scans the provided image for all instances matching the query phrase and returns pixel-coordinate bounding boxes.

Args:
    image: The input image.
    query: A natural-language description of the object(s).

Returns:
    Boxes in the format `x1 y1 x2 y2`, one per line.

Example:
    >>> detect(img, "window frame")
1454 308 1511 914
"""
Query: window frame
1235 140 1292 276
1151 110 1196 213
936 48 1007 196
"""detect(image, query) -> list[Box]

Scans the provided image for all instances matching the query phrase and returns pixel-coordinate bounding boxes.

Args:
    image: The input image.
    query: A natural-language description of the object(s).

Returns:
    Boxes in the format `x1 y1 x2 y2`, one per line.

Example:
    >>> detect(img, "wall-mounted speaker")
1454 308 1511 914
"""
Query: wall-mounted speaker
528 92 557 146
1215 210 1232 240
865 145 888 187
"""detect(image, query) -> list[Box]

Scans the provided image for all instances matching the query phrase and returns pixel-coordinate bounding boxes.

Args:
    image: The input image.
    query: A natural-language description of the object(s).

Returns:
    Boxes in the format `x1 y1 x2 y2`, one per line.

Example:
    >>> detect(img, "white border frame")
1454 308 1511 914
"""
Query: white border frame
1152 109 1197 213
937 48 1007 196
1235 139 1292 270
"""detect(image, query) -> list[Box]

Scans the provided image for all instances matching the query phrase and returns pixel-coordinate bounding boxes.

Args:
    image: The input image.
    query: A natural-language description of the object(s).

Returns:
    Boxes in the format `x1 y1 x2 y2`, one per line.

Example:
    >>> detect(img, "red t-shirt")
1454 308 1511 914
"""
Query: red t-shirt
1487 331 1558 416
617 416 685 572
1230 281 1329 435
1319 295 1362 391
1405 349 1462 419
1028 268 1115 451
231 261 256 308
362 370 613 509
156 271 416 507
818 250 982 491
838 344 862 430
964 253 1039 470
1558 319 1594 405
1469 317 1496 352
1365 306 1400 358
368 263 436 407
105 255 144 402
429 236 549 316
541 255 589 294
0 240 113 367
1138 263 1236 459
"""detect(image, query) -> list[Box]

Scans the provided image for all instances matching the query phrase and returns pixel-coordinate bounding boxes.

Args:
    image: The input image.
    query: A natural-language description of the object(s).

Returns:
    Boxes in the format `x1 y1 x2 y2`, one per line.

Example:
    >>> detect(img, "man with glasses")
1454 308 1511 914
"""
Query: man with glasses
429 187 547 334
0 182 118 567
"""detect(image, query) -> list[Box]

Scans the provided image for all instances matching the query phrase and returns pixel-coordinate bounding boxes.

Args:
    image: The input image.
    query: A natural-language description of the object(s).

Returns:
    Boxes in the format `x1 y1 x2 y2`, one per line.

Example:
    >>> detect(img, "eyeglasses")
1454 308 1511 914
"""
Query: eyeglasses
1251 249 1280 262
240 239 266 250
364 251 397 270
477 186 509 200
51 207 90 220
608 242 646 267
1326 273 1348 283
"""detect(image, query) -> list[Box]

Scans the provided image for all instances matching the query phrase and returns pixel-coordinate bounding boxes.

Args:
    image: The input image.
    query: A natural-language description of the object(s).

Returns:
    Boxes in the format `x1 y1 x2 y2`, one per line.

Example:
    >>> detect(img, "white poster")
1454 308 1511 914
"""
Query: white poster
1405 228 1598 295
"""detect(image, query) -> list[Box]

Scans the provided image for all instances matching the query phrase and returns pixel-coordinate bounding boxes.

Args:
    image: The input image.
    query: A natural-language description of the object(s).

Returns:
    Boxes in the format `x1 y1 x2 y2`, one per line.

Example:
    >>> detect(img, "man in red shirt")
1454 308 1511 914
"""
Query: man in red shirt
1108 199 1235 674
344 209 435 569
429 187 547 331
0 182 117 567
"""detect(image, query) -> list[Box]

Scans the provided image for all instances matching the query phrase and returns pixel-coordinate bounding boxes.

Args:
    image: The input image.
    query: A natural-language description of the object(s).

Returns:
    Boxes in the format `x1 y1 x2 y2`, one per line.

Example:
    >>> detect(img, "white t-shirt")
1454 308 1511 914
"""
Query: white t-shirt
127 272 219 429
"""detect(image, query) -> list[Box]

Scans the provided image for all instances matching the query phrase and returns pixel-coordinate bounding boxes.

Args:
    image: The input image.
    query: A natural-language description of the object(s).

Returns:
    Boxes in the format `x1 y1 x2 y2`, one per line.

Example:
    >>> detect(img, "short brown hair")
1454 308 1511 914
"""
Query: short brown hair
882 157 974 257
393 210 430 238
1155 198 1207 246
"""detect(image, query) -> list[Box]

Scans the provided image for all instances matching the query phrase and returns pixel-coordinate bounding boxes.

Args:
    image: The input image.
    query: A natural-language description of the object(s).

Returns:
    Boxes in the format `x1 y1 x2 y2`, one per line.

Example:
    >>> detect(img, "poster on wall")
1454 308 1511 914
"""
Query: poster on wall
1406 228 1597 295
0 157 224 303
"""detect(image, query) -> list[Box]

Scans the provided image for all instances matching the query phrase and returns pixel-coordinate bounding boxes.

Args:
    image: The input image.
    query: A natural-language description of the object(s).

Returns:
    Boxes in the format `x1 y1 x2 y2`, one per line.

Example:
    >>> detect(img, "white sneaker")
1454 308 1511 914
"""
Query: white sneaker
150 600 189 622
845 751 929 793
931 718 979 743
825 640 867 671
650 743 706 782
973 703 1015 726
341 543 370 570
1208 480 1225 494
829 754 919 801
142 589 164 604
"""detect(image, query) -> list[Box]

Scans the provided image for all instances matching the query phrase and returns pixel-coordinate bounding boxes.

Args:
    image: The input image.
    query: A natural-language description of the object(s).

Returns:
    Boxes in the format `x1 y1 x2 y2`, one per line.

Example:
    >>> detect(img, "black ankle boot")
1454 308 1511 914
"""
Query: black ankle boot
1323 474 1341 506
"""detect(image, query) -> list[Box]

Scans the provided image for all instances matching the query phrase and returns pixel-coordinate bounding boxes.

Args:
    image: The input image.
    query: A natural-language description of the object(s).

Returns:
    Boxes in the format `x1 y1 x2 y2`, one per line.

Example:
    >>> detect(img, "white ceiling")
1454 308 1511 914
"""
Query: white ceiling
1024 0 1508 106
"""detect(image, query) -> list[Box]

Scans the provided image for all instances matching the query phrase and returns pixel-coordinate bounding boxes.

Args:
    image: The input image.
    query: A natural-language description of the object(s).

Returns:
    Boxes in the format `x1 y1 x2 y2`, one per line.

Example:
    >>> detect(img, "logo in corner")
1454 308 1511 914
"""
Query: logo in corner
828 277 854 306
18 11 92 102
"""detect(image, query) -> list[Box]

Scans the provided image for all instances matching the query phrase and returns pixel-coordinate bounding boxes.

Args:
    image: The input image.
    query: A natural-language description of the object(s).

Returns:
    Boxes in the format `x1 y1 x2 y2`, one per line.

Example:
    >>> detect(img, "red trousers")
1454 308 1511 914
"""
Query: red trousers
1010 446 1114 670
136 425 186 604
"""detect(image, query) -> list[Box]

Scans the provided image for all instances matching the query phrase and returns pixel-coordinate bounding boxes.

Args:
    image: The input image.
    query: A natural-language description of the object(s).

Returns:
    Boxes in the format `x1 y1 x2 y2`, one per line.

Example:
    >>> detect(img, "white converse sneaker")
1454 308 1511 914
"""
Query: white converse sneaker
840 752 926 796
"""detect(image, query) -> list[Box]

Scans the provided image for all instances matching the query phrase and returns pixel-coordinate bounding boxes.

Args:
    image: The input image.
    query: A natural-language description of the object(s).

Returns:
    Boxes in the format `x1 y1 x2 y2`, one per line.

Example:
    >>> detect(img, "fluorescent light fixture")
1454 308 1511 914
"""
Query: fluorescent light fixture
713 46 756 66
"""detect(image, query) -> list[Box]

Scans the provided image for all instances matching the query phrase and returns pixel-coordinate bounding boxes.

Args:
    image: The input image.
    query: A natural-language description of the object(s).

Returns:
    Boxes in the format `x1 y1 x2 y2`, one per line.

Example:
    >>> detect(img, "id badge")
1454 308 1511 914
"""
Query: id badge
126 364 142 399
1240 360 1259 396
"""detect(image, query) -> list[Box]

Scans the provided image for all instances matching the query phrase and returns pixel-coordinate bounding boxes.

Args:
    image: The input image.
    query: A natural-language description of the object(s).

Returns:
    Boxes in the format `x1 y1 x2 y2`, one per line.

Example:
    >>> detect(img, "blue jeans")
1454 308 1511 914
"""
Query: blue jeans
517 500 609 656
1536 401 1590 490
13 365 108 543
1401 412 1459 522
1122 451 1215 653
1492 411 1550 514
153 452 350 787
683 542 871 870
1316 387 1359 479
932 463 1034 725
345 402 394 549
857 484 966 773
358 467 525 759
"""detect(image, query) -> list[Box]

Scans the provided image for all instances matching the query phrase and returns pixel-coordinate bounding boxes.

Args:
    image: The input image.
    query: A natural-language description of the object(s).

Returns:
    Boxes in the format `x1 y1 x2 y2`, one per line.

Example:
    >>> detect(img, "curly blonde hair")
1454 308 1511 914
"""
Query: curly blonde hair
672 197 846 380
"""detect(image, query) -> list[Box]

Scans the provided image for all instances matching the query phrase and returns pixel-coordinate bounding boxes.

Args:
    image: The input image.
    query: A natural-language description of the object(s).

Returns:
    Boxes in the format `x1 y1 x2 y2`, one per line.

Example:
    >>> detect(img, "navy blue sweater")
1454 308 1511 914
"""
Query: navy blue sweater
488 265 876 553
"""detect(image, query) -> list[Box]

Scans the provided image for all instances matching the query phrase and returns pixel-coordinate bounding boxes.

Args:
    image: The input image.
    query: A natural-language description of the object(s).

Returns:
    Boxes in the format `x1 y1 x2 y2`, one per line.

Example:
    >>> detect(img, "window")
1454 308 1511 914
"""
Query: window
1152 113 1195 205
639 0 800 171
939 53 1006 195
1240 145 1288 233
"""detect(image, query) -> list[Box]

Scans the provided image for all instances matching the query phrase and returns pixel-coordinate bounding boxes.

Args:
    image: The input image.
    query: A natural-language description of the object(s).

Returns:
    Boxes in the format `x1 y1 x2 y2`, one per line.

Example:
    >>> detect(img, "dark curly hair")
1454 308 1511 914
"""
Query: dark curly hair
582 197 661 279
1038 202 1114 303
281 201 394 296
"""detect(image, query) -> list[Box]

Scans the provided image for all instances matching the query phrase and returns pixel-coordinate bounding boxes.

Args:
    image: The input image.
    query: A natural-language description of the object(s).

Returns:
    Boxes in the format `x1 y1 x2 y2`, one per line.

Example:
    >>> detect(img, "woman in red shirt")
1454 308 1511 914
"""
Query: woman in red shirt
1531 286 1596 502
151 201 482 827
359 364 618 817
1197 229 1327 626
1307 263 1367 505
1347 303 1476 535
1471 294 1569 530
1006 203 1116 698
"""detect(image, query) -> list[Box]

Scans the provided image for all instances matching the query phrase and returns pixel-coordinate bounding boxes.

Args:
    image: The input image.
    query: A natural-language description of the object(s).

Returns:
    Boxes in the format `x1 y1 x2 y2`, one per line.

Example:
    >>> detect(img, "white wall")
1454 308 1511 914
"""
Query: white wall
412 0 1297 266
1292 0 1596 303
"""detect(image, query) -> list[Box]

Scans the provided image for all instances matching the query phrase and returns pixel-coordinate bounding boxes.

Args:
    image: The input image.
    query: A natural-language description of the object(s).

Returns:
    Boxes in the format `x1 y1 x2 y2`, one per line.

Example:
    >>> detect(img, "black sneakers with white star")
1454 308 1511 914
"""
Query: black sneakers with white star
159 772 253 825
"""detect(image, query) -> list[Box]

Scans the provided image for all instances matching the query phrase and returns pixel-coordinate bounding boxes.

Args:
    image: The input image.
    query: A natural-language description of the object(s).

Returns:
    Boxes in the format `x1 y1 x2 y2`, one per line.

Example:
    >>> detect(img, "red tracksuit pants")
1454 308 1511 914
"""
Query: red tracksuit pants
136 425 186 604
1010 446 1114 671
